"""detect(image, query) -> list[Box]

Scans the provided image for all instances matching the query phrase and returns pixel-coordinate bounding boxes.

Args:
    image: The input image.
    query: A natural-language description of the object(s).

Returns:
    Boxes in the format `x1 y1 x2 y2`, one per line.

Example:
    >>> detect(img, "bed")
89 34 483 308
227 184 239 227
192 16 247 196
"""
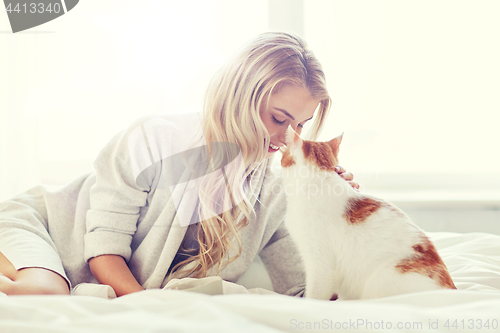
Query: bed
1 231 499 333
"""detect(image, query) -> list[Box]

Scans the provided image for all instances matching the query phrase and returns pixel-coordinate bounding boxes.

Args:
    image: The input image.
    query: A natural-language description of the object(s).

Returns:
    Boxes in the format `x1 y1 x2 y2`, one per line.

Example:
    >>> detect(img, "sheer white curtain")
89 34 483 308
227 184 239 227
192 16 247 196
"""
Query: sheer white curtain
0 0 268 201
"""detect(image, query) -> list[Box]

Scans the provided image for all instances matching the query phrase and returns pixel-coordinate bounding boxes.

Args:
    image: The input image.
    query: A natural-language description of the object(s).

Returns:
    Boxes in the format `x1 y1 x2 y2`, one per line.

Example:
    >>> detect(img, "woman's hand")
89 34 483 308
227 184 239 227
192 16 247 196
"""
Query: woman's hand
335 165 360 191
0 272 15 295
88 254 145 297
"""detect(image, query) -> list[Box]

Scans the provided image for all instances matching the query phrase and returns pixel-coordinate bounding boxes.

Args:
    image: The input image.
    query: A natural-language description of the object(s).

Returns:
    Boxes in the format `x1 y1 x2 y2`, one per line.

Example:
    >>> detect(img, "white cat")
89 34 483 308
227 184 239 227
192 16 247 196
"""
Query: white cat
281 130 456 300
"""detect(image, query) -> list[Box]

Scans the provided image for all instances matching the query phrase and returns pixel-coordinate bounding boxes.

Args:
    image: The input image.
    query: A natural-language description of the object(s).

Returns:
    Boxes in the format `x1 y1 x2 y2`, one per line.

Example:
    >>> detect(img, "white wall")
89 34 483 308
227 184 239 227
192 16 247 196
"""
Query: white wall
0 0 268 200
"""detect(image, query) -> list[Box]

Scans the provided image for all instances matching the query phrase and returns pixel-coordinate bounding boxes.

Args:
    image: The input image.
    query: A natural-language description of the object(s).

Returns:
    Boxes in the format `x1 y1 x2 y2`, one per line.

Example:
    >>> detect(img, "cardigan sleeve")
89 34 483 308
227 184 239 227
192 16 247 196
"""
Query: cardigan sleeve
259 220 306 297
84 115 158 263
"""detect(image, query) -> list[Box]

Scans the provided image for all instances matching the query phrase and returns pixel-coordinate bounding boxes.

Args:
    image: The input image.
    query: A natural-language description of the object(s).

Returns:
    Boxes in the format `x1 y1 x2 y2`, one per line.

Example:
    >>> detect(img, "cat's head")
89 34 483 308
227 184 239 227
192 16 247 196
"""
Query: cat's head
281 127 343 172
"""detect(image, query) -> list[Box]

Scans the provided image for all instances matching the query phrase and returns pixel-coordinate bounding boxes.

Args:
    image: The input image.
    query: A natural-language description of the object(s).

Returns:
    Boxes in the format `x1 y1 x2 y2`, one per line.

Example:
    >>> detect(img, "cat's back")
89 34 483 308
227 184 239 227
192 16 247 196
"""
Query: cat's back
337 193 424 266
344 193 421 237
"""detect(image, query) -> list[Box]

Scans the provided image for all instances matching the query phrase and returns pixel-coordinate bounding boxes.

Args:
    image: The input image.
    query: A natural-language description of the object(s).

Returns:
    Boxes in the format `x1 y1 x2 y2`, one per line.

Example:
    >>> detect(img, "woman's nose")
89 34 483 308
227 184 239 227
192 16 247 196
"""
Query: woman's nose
278 125 298 146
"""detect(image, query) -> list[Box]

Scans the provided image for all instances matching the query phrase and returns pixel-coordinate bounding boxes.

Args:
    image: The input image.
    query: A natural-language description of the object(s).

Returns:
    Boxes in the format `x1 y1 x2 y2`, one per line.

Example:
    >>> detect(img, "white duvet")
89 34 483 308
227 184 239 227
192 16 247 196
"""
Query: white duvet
1 232 499 333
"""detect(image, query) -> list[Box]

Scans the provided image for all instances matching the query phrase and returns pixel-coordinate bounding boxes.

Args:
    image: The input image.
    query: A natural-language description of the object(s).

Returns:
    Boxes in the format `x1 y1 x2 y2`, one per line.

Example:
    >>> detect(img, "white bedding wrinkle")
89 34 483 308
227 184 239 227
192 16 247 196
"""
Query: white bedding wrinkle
1 231 499 333
430 232 500 292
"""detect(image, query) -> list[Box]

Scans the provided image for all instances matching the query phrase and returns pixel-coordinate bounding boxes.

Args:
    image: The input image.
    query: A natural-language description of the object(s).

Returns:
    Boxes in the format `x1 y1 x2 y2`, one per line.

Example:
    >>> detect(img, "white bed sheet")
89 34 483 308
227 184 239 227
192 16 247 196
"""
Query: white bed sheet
1 231 499 333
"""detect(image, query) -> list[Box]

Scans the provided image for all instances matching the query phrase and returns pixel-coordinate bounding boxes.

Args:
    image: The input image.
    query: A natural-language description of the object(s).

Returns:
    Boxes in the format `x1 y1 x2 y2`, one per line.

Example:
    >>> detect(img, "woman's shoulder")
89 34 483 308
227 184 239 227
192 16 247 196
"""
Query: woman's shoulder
127 112 203 136
92 112 205 192
126 112 205 160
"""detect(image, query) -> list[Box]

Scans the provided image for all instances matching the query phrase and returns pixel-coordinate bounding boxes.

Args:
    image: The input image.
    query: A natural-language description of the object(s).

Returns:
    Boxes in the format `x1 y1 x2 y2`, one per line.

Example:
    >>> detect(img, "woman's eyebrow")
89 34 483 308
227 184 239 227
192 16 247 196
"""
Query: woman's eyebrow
273 107 295 120
274 107 313 122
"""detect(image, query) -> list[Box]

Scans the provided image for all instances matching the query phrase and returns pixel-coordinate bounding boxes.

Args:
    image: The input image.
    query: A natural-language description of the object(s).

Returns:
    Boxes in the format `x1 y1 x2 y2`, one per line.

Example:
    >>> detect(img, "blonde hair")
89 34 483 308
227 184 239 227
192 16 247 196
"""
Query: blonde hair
167 32 331 280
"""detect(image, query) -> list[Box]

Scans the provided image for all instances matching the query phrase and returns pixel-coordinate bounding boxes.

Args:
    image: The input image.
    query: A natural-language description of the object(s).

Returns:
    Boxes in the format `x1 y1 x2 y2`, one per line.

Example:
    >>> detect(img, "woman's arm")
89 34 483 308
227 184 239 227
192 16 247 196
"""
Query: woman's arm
85 116 159 296
88 254 144 297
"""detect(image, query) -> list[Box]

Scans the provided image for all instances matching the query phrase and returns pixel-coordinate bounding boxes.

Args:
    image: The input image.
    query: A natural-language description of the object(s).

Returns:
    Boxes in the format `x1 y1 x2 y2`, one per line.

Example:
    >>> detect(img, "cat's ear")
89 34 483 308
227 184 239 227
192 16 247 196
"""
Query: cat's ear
329 132 344 152
286 126 302 149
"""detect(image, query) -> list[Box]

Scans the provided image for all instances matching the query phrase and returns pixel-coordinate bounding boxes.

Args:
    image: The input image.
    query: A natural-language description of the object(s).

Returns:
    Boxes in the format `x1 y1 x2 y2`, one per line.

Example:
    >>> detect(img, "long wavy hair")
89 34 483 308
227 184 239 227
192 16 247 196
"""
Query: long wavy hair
167 32 332 281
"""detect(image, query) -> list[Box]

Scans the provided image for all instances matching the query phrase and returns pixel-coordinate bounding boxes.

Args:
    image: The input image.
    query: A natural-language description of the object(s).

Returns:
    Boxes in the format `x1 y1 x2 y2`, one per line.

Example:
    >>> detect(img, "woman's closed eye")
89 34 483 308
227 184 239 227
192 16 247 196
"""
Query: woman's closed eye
272 116 286 125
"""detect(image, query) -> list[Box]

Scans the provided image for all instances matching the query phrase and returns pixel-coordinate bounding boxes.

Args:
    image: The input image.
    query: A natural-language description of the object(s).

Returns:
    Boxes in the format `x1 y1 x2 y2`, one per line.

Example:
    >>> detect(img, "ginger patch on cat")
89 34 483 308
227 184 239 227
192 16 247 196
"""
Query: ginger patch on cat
281 149 296 168
302 141 338 171
343 196 382 224
395 236 456 289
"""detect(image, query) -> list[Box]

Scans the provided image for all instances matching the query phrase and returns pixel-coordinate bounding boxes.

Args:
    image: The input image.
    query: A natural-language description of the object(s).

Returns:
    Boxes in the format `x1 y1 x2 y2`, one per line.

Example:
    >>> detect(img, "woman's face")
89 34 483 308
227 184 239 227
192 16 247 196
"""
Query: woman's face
259 83 321 158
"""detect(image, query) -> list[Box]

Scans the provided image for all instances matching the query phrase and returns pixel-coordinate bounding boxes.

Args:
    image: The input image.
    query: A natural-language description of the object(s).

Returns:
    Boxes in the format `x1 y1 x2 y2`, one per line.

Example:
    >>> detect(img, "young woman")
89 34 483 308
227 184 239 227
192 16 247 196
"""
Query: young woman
0 32 358 296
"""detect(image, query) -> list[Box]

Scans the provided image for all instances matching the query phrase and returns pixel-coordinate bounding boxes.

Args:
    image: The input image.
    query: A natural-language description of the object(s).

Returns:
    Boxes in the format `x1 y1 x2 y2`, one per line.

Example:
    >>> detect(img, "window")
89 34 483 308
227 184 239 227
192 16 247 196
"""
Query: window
303 0 500 202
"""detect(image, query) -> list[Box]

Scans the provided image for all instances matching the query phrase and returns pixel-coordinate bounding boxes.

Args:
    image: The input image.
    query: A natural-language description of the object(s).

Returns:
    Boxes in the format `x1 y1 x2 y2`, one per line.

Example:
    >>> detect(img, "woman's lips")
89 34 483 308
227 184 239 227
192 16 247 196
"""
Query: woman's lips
268 146 279 153
268 142 280 153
